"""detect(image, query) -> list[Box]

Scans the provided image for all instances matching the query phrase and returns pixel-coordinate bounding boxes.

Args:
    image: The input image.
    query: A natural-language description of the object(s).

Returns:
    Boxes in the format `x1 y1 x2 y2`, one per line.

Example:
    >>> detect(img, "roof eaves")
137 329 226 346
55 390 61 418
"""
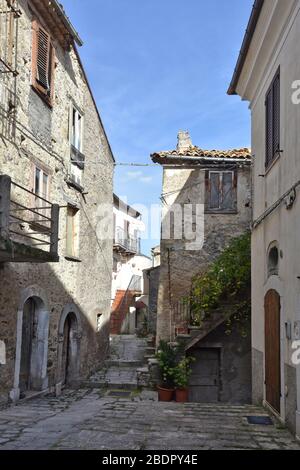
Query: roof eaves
52 0 83 46
227 0 265 95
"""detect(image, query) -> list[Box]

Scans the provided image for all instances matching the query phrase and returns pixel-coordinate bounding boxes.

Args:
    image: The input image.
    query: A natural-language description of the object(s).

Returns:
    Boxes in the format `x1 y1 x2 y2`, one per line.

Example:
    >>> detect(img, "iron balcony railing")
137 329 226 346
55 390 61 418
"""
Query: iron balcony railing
114 226 141 254
0 175 59 258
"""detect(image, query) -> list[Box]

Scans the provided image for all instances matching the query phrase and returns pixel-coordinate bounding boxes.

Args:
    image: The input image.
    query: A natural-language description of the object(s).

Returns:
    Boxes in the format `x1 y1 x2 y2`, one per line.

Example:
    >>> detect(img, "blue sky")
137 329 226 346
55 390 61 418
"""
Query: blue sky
62 0 253 256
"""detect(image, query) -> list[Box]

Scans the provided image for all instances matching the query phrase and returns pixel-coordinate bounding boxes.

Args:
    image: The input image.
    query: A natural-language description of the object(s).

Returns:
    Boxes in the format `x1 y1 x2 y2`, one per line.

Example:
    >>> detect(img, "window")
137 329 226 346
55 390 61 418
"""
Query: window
70 106 84 168
32 20 55 105
71 107 83 152
205 170 237 213
34 166 50 225
69 106 85 188
66 205 79 259
265 69 280 168
268 245 279 277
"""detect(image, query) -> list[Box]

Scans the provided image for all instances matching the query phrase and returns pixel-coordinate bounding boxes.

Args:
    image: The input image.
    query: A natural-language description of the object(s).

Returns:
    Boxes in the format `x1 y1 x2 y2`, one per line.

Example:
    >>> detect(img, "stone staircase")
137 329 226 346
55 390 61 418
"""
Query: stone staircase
84 335 157 391
176 311 227 351
110 290 137 335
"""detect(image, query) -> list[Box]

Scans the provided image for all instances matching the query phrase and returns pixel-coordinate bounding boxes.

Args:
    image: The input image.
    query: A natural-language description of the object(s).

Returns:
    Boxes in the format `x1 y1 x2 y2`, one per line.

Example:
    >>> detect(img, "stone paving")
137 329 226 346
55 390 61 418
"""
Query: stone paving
0 388 299 450
87 335 149 390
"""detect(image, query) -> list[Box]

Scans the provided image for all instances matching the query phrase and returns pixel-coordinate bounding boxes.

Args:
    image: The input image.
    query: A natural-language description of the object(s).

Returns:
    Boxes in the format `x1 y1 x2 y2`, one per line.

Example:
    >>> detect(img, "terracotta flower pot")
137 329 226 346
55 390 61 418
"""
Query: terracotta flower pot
175 388 189 403
157 386 174 402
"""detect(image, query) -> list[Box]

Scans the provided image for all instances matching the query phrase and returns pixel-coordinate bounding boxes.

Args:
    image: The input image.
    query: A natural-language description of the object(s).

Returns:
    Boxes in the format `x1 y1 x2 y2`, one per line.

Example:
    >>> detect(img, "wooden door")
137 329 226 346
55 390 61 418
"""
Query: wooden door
19 299 35 392
265 290 281 413
188 348 220 403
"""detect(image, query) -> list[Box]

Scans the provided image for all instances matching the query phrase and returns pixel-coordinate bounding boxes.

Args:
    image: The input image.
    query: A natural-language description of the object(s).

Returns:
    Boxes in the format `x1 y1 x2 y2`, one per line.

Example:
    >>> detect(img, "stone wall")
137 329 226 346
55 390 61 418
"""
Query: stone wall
146 266 160 336
157 165 251 342
0 0 114 405
189 321 252 404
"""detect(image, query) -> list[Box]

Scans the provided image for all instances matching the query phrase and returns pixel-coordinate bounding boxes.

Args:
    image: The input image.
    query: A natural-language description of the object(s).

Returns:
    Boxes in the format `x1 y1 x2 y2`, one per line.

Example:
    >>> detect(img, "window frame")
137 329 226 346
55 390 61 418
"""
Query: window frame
69 104 85 175
205 169 237 214
31 19 56 107
65 204 80 260
31 163 51 230
265 68 281 169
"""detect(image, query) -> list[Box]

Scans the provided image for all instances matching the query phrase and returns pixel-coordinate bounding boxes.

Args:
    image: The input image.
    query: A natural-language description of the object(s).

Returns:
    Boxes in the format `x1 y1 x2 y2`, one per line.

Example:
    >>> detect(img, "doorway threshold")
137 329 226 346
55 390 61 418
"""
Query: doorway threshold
17 389 49 405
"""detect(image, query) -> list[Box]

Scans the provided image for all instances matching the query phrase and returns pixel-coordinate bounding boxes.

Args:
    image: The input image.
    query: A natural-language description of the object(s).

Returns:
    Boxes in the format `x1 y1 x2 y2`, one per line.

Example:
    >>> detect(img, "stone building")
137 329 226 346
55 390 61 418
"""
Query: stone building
0 0 114 405
111 195 151 335
151 132 252 403
228 0 300 434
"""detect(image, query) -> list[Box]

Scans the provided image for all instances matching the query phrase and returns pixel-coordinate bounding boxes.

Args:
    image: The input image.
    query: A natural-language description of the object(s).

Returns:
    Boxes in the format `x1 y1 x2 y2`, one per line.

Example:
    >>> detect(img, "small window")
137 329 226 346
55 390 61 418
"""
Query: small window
268 245 279 277
32 20 55 106
34 166 50 225
71 107 83 152
66 205 80 259
205 171 237 213
70 106 85 168
265 69 280 168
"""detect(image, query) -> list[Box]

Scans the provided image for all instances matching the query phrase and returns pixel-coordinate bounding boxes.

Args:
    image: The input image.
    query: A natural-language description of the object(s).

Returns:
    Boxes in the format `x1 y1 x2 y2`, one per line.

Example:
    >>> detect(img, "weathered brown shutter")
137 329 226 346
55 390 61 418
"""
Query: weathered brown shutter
265 69 280 167
36 26 51 90
222 172 234 210
265 88 273 167
210 173 220 210
272 72 280 157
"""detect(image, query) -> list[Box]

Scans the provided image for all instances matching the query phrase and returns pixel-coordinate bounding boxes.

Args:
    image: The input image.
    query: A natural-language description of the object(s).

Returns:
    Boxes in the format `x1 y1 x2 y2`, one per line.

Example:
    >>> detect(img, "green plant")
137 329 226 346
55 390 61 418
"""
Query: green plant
155 340 177 388
188 232 251 336
173 356 195 389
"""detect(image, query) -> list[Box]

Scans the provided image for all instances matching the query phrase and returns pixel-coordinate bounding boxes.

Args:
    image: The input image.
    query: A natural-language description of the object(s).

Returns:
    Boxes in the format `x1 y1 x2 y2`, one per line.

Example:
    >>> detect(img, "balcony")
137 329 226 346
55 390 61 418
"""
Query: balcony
113 226 141 255
0 175 60 263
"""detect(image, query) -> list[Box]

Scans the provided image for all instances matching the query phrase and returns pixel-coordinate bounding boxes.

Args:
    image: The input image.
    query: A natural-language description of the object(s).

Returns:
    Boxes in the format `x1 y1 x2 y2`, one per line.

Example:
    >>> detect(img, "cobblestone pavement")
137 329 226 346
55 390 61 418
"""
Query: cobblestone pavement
0 389 299 450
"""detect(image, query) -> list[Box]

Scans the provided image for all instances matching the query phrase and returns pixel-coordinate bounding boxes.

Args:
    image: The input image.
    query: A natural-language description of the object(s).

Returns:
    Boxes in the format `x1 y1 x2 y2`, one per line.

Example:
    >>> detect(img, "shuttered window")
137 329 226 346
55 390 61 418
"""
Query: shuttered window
206 171 237 213
265 69 280 168
32 20 55 106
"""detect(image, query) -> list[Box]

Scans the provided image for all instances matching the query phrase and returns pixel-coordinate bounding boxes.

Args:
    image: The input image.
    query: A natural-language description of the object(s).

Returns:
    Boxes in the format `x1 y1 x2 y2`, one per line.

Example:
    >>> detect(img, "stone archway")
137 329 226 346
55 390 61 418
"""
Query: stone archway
57 304 82 389
11 286 50 402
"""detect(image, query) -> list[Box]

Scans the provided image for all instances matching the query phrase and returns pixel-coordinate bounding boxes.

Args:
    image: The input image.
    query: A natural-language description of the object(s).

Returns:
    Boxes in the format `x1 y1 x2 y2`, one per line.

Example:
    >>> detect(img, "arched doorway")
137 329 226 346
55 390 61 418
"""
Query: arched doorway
57 304 82 389
61 312 79 385
18 295 49 394
265 289 281 413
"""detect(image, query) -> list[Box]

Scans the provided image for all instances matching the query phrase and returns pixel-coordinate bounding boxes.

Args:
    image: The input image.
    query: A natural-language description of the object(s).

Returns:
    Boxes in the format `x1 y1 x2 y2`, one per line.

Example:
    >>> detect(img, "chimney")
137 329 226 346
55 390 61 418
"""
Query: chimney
177 131 192 152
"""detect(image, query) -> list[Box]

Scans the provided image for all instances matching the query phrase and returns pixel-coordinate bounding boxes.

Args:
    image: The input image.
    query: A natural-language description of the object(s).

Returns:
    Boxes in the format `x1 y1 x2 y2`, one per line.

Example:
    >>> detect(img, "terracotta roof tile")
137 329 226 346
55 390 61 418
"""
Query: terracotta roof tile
151 146 252 161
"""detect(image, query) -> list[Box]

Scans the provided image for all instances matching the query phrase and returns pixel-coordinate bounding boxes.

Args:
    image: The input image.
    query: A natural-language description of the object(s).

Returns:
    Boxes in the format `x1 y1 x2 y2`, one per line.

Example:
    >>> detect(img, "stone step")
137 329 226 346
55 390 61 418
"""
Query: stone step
81 380 138 390
105 360 143 368
144 354 155 361
146 347 156 355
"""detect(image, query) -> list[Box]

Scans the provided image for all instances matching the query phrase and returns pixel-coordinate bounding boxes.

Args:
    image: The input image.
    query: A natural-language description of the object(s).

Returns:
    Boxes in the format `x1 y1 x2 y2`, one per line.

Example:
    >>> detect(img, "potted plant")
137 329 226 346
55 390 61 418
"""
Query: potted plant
155 340 177 401
173 356 195 403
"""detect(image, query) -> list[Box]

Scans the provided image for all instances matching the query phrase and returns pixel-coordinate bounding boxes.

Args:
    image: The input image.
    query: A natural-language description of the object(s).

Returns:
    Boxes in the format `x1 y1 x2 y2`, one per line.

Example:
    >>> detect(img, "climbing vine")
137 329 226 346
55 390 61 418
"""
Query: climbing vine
188 232 251 337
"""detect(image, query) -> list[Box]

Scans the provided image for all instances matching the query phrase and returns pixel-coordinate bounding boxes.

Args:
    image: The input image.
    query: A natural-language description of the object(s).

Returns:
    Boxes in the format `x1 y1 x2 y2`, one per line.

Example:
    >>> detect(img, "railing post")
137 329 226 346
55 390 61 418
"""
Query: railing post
50 204 60 255
0 175 11 239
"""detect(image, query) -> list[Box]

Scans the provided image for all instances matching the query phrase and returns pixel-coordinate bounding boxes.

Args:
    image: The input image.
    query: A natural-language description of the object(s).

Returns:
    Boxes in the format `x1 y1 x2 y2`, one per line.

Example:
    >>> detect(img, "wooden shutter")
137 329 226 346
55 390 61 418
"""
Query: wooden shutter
32 20 55 105
36 27 51 90
209 173 220 210
222 172 234 210
265 69 280 167
265 88 273 167
272 72 280 157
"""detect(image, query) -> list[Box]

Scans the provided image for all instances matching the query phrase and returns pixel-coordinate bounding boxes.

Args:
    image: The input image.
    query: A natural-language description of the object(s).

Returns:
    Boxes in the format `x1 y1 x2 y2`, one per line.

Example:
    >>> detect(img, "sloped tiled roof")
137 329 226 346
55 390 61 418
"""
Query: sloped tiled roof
151 146 252 163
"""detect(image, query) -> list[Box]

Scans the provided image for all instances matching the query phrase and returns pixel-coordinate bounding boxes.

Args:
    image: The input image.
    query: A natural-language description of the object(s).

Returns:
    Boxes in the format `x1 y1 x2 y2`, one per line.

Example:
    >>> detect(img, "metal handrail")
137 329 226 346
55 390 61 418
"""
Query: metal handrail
0 175 59 256
12 181 53 206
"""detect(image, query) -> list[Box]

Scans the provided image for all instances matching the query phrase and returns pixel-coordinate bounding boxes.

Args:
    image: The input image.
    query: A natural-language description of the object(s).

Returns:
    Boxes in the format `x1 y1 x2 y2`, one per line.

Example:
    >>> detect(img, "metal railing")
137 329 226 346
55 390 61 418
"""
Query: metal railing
0 175 59 256
114 226 141 254
172 298 191 338
0 0 21 77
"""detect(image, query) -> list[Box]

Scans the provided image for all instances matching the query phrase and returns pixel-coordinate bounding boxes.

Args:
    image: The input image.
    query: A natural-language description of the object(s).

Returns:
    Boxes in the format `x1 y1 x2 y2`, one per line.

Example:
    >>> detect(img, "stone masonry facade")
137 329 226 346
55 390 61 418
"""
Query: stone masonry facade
0 0 114 405
151 133 252 343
